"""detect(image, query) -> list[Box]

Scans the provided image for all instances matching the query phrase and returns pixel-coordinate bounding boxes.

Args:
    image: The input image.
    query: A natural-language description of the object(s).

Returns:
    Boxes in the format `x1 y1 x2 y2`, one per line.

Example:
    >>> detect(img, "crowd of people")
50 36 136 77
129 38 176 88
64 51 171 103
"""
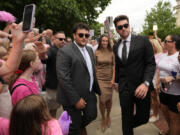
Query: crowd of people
0 11 180 135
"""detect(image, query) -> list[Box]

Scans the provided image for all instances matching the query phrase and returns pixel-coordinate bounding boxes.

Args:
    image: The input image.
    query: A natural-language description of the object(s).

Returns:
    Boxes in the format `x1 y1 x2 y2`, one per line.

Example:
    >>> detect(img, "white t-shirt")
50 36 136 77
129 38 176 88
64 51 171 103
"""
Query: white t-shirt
157 52 180 95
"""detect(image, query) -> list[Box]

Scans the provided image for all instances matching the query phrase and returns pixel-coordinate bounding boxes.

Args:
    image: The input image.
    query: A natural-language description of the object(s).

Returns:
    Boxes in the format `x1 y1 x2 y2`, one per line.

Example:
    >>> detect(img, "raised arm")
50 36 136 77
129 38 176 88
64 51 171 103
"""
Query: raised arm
0 23 28 76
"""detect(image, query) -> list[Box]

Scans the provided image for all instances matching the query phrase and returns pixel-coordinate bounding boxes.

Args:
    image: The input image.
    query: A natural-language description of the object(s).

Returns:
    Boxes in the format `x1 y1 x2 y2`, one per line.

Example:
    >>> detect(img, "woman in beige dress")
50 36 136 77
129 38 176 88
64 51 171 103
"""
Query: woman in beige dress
95 34 115 132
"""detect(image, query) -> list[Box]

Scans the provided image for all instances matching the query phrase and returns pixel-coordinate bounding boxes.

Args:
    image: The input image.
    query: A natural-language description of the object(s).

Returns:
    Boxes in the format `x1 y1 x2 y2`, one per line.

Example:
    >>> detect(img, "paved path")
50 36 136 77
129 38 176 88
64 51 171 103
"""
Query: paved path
57 91 160 135
87 91 160 135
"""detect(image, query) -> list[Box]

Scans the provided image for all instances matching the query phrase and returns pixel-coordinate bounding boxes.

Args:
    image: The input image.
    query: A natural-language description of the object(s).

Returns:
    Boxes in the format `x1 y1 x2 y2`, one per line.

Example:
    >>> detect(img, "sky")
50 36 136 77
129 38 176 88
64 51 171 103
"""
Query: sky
97 0 177 33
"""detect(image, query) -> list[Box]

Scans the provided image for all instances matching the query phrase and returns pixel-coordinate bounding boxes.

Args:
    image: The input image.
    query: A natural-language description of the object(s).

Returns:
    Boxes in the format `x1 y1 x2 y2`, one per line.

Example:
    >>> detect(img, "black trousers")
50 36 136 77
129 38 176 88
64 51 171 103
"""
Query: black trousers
119 87 150 135
63 92 97 135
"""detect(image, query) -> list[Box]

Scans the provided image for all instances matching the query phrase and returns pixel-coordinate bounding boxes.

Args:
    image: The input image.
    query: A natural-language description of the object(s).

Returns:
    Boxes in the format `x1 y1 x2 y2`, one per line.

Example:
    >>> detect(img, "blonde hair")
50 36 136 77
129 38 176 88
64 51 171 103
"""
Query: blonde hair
0 38 10 50
33 28 39 36
150 39 162 54
0 46 7 59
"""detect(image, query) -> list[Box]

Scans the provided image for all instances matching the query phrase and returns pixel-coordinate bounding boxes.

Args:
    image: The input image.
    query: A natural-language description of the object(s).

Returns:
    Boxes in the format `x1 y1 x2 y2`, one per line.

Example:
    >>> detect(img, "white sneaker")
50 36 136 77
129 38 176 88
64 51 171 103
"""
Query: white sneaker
149 115 159 123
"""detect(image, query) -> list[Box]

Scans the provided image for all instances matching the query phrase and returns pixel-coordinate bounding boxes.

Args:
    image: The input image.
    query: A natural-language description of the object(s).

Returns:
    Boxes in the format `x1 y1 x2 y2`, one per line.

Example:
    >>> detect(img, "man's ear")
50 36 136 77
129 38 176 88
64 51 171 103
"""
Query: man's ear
73 33 76 40
30 61 34 67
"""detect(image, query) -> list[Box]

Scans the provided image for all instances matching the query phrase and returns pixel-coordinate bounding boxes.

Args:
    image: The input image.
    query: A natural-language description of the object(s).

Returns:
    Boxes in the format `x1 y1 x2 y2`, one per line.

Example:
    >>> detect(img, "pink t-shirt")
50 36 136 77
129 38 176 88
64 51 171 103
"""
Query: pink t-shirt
0 118 63 135
0 117 9 135
42 119 63 135
11 76 39 105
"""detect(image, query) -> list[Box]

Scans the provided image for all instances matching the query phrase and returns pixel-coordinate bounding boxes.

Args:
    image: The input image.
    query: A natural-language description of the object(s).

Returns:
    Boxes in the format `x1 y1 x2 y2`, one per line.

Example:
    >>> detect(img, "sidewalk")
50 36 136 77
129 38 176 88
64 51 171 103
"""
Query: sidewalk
57 91 160 135
86 91 160 135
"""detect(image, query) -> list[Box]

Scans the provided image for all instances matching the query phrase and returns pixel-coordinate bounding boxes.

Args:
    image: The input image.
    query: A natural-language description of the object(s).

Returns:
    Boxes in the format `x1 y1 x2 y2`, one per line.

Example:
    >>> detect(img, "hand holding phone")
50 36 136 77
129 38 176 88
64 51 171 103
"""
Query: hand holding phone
10 22 28 43
22 4 36 32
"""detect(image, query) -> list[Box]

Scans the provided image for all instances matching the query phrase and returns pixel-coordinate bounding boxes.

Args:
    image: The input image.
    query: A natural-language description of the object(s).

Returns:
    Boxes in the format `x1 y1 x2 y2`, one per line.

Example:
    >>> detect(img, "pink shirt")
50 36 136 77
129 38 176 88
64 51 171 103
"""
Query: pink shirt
0 118 63 135
11 76 39 105
42 119 63 135
0 117 9 135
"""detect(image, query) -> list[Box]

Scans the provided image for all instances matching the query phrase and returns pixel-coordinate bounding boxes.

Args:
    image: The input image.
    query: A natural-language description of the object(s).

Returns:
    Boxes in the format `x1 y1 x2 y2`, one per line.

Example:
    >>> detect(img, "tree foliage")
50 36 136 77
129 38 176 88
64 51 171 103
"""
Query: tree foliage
141 0 179 40
171 27 180 35
0 0 111 36
90 22 104 37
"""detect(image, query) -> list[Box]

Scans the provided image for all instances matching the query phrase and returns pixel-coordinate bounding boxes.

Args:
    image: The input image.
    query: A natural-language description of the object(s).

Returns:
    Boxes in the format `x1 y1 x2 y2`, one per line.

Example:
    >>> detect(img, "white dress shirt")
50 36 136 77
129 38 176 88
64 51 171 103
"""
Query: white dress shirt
118 34 132 59
74 41 94 91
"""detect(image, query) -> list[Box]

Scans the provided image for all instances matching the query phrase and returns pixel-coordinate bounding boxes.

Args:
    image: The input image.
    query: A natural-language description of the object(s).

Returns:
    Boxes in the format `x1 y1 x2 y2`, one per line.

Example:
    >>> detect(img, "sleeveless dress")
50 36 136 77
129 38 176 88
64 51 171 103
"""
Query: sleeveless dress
95 50 115 103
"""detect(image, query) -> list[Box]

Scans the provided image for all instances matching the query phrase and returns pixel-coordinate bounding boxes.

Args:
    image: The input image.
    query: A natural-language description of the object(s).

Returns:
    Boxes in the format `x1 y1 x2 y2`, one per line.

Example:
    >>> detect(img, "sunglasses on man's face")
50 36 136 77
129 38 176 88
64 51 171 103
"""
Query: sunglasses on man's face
58 38 66 41
117 23 129 30
164 40 174 43
77 33 90 39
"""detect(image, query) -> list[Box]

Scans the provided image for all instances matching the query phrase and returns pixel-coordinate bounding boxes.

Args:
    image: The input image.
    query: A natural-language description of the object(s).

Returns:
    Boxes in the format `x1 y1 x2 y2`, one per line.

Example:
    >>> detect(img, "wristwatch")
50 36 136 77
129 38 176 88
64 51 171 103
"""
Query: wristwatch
144 81 150 87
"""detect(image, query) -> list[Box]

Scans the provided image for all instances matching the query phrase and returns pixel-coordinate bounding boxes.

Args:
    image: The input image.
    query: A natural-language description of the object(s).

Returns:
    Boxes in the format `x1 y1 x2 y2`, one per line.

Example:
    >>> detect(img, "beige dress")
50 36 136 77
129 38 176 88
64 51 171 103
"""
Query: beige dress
95 49 115 103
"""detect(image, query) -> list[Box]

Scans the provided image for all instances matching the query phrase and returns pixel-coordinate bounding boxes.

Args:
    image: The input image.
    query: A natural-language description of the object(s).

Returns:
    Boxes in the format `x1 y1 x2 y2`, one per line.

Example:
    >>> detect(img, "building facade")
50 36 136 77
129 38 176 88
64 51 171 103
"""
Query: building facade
176 0 180 27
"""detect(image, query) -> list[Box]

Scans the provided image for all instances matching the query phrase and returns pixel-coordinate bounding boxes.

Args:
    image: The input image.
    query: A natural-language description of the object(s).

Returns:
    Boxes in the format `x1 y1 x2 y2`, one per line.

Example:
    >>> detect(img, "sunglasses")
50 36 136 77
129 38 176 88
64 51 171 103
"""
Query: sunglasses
117 23 129 30
164 40 174 43
78 33 90 38
58 38 66 41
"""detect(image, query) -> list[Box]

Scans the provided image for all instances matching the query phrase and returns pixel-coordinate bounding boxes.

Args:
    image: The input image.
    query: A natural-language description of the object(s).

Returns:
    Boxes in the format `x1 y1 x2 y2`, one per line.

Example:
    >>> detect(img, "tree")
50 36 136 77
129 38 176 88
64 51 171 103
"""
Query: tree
171 27 180 35
0 0 111 36
141 0 178 40
90 22 104 37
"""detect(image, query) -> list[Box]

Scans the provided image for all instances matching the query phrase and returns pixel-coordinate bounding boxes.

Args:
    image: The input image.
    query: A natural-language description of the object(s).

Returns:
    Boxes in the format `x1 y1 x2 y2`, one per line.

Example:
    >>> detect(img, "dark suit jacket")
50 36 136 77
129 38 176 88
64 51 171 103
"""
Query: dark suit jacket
41 45 58 89
56 43 101 106
113 34 156 93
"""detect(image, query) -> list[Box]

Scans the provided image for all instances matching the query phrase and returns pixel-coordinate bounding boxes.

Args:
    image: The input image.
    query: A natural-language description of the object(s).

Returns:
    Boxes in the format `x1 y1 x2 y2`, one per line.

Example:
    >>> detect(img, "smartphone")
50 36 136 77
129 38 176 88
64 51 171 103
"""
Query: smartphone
22 4 36 32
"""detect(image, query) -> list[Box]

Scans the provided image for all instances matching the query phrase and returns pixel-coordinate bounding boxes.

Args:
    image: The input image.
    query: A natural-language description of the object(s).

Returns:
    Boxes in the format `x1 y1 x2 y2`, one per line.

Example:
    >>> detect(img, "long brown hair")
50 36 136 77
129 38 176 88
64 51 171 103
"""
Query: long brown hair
9 49 37 90
97 34 112 51
9 95 52 135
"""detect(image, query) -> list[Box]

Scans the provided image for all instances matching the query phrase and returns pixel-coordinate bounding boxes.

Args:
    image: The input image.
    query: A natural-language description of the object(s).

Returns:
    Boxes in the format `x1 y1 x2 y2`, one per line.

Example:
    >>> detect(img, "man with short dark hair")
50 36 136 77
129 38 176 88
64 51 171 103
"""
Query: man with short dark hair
113 15 156 135
41 31 66 117
56 22 101 135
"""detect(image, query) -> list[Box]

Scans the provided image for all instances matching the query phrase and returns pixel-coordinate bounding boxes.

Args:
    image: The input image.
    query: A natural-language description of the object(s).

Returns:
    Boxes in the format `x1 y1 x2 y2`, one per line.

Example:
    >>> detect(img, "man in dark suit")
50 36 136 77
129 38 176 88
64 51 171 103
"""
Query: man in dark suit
113 15 156 135
41 31 66 117
56 22 101 135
